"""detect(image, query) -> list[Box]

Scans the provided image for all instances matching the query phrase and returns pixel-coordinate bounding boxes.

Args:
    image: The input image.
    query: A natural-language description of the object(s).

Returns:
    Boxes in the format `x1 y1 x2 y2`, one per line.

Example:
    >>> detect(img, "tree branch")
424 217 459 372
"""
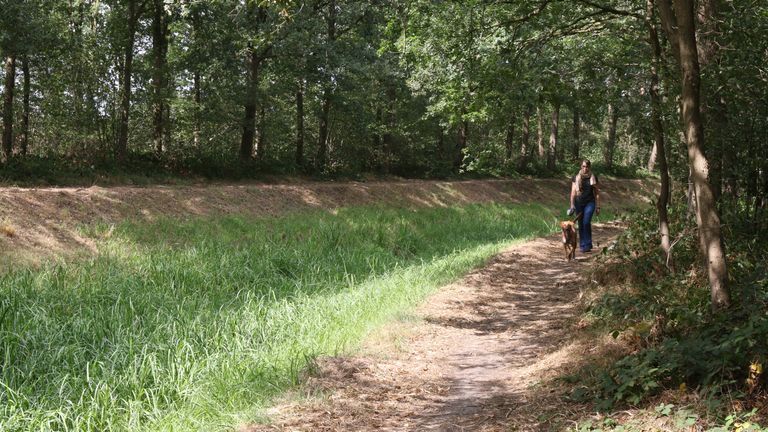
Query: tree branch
572 0 644 20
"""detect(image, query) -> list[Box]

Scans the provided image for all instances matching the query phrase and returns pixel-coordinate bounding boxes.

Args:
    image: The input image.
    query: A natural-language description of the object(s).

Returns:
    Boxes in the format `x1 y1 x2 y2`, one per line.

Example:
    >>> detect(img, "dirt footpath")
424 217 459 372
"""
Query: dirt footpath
246 223 625 432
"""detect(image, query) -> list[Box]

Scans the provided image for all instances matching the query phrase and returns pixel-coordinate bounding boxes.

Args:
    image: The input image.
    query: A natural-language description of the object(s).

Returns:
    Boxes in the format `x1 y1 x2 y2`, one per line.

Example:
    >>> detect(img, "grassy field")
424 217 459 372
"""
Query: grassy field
0 203 561 431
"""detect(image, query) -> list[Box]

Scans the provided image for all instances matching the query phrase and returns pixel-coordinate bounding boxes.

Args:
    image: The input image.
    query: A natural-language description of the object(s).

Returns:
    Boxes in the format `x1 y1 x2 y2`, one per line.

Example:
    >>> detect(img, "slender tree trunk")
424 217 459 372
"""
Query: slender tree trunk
572 108 580 160
373 105 384 165
163 103 171 149
382 84 396 171
647 141 658 171
746 119 758 212
116 2 139 163
240 46 261 161
658 0 681 63
2 55 16 160
519 105 531 169
674 0 730 310
696 0 726 202
316 0 336 171
295 78 305 168
21 55 30 157
193 70 201 147
648 0 673 268
547 102 559 170
536 104 545 158
504 112 516 161
240 5 270 162
255 104 266 160
152 0 169 155
192 9 202 149
317 91 331 169
455 118 468 170
605 103 618 169
437 124 445 157
68 1 86 125
761 149 768 218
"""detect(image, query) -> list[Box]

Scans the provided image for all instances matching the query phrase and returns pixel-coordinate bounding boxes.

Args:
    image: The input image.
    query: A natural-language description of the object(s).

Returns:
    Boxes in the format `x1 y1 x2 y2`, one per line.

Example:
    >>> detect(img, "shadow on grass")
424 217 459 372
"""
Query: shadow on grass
0 203 559 430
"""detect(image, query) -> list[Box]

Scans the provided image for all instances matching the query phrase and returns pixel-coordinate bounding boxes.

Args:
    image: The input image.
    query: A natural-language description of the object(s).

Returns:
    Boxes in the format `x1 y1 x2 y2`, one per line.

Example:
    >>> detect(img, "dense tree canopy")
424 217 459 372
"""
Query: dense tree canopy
0 0 766 207
3 1 768 424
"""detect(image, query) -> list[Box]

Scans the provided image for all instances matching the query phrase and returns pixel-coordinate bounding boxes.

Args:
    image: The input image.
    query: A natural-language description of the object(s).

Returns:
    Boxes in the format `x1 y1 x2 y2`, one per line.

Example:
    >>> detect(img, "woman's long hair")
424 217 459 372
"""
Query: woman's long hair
574 159 595 194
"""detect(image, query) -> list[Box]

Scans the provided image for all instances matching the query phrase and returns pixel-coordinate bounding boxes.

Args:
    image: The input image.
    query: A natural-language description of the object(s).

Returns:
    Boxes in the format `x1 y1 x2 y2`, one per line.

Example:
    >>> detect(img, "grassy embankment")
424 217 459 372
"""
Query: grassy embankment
0 202 587 431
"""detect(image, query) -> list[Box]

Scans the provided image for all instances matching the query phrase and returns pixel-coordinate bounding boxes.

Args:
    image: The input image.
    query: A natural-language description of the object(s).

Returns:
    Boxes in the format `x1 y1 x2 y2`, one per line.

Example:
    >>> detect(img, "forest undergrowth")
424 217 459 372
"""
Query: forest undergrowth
571 196 768 431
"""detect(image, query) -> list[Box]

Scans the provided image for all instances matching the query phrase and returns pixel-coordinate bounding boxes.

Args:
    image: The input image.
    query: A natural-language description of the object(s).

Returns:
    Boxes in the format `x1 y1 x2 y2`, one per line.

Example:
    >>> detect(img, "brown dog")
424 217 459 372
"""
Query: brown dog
561 220 577 261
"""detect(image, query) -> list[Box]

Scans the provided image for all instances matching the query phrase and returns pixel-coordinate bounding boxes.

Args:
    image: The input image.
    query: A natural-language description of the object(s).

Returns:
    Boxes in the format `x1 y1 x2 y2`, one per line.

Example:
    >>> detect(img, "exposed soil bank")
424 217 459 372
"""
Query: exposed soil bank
0 178 655 267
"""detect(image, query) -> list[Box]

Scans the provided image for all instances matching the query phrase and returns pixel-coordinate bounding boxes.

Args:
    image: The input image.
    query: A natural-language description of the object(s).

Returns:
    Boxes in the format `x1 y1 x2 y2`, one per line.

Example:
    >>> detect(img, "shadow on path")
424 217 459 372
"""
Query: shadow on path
246 223 625 432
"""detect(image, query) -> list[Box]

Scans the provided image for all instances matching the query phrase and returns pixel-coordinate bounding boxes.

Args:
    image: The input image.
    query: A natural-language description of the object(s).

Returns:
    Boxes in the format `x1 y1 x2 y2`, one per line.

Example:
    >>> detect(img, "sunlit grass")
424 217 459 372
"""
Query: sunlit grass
0 203 558 431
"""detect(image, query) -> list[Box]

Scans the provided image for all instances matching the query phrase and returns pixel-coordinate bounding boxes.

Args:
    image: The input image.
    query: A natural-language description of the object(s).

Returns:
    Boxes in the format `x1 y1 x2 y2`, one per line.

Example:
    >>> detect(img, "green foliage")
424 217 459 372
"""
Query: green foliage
577 198 768 424
0 203 557 431
6 0 744 182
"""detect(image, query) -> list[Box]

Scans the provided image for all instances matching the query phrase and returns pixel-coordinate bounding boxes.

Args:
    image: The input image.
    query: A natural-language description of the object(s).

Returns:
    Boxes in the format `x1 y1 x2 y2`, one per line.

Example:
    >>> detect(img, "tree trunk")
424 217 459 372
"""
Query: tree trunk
193 70 201 148
536 103 545 158
437 124 445 157
605 103 618 169
3 55 17 161
21 55 30 157
240 5 270 162
572 108 580 160
455 118 468 170
504 112 516 161
240 46 261 161
647 0 673 268
674 0 730 310
256 104 266 160
67 2 86 125
163 103 171 150
317 90 331 169
152 0 169 155
116 2 139 163
192 9 202 149
547 101 559 170
316 0 337 171
295 78 305 168
382 84 396 171
647 141 658 171
519 105 531 169
657 0 681 64
696 0 726 203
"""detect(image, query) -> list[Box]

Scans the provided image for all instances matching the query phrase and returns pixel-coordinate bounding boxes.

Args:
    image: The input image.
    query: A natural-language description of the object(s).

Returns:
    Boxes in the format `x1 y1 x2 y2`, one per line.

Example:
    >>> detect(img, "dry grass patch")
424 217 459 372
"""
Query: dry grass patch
0 220 16 237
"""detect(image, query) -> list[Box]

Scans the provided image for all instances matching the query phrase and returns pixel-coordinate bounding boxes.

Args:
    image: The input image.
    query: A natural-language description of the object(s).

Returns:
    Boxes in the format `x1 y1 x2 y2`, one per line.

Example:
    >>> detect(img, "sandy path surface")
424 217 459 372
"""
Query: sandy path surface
247 223 625 432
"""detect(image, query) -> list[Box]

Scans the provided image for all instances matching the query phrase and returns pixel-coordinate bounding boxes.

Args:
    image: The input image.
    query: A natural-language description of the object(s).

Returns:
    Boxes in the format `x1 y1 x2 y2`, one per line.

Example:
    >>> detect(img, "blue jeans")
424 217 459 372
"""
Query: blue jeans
575 201 596 252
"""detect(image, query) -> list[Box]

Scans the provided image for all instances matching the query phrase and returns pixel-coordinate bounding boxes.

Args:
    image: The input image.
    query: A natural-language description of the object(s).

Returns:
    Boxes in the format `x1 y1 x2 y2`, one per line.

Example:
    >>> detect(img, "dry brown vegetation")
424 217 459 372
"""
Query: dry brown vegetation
0 178 654 270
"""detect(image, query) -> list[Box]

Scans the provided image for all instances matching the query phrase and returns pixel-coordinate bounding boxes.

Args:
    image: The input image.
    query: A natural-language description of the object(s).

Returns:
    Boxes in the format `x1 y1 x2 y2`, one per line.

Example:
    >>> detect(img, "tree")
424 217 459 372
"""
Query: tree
238 4 275 162
658 0 730 310
2 54 14 160
646 0 673 269
547 100 559 170
152 0 170 154
115 0 147 163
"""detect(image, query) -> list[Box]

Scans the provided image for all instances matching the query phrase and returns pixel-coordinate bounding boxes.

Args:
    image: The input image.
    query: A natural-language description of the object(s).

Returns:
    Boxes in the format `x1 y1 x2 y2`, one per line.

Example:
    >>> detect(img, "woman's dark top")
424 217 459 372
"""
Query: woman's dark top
573 174 598 206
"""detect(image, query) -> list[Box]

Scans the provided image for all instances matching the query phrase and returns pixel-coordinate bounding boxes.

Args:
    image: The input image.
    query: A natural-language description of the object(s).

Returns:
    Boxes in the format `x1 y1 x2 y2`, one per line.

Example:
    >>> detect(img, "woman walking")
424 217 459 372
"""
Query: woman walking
569 159 600 253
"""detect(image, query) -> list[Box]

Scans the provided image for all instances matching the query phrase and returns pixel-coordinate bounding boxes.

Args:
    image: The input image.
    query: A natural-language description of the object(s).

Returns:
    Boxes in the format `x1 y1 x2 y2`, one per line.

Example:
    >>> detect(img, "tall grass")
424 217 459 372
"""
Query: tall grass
0 203 557 431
